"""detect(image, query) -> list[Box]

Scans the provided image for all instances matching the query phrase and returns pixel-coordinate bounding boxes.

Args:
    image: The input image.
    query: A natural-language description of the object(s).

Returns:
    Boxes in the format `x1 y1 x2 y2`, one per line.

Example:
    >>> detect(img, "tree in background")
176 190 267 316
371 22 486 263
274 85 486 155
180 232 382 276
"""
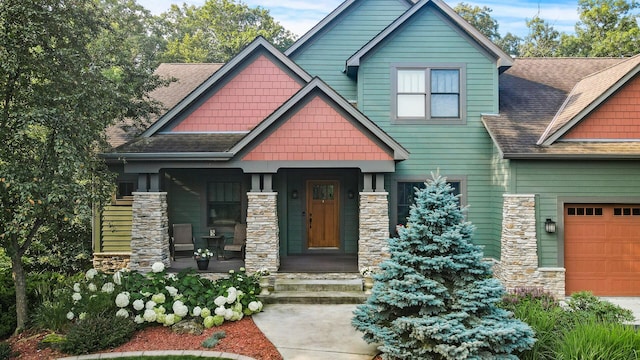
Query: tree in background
454 3 522 56
0 0 162 333
156 0 297 63
520 16 562 57
352 174 534 359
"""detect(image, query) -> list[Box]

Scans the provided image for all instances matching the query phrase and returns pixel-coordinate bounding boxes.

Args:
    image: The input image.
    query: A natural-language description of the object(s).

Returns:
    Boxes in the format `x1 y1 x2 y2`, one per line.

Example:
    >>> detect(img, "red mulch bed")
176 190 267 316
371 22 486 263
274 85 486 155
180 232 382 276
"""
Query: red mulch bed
6 317 282 360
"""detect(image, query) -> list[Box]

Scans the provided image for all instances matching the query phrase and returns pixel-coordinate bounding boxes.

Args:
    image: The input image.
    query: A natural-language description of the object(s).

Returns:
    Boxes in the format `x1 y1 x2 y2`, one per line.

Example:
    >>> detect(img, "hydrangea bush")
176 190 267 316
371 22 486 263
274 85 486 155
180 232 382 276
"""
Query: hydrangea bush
65 264 264 329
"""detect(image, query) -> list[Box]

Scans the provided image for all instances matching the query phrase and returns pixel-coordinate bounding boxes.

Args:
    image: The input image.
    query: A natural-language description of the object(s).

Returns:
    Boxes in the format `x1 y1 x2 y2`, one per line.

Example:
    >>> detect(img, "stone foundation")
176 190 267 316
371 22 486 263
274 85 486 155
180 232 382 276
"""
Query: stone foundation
245 192 279 273
93 252 130 273
129 192 170 272
493 194 565 298
358 192 390 272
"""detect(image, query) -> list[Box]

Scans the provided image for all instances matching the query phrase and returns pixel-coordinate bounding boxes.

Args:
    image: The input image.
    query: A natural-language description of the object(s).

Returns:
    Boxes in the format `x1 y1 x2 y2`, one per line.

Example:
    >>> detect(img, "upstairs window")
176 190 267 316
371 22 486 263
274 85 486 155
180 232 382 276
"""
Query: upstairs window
396 179 463 227
393 65 464 123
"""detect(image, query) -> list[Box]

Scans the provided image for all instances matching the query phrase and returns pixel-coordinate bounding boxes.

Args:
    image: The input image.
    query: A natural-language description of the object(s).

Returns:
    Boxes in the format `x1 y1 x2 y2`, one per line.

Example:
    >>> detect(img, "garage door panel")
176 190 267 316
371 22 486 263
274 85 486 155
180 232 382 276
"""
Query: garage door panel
565 204 640 296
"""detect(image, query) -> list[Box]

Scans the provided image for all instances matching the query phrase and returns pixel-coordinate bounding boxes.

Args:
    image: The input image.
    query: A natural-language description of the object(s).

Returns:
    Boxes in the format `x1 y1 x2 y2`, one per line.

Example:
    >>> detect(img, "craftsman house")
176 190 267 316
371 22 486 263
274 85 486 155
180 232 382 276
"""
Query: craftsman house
94 0 640 298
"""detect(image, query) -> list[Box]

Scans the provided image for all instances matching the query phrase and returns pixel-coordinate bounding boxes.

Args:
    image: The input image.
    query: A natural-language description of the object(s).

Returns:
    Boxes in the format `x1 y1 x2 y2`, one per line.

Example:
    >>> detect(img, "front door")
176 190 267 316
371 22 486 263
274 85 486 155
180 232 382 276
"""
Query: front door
306 180 340 248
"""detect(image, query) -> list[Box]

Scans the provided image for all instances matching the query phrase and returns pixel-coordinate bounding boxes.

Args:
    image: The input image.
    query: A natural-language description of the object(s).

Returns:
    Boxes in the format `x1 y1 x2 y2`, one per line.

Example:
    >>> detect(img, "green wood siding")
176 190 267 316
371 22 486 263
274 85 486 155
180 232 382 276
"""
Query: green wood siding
279 169 359 255
511 160 640 267
359 8 501 257
166 169 247 250
100 205 132 252
290 0 407 101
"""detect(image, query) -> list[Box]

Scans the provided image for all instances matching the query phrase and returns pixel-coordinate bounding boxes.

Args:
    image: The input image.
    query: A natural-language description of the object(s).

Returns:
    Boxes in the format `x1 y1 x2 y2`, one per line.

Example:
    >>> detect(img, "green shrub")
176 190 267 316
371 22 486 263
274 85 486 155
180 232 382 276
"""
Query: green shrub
0 270 16 340
59 314 136 355
0 341 14 360
202 331 226 348
566 291 635 324
556 321 640 360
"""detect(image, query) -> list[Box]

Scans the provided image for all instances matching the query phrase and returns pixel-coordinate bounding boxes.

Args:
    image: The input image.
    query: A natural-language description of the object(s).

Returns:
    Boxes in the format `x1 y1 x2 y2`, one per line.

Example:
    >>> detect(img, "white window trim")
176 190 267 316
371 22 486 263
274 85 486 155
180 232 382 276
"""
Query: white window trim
391 63 466 124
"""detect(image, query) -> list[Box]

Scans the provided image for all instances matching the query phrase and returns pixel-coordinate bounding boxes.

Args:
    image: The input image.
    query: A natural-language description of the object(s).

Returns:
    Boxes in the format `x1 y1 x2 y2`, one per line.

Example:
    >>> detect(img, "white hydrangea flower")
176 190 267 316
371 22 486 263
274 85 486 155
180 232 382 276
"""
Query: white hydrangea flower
134 315 144 324
165 286 178 297
215 306 226 316
133 299 145 311
231 311 243 321
143 309 157 322
223 308 234 320
87 283 97 292
101 282 115 294
85 268 98 280
116 308 129 318
152 293 166 304
172 300 188 317
226 291 237 304
113 271 123 285
214 296 227 307
145 300 157 310
72 292 82 302
164 313 176 326
79 312 87 320
151 262 165 273
155 305 166 314
66 311 74 320
192 306 202 317
141 291 152 298
248 301 260 312
73 283 81 293
115 292 130 308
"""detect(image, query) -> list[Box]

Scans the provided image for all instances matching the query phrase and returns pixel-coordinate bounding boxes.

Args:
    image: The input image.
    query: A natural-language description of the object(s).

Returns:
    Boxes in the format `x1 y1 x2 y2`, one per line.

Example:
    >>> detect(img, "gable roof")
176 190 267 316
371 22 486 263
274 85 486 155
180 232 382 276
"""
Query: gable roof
345 0 513 74
285 0 413 58
106 63 223 148
142 36 312 137
230 77 409 161
482 57 640 159
537 54 640 145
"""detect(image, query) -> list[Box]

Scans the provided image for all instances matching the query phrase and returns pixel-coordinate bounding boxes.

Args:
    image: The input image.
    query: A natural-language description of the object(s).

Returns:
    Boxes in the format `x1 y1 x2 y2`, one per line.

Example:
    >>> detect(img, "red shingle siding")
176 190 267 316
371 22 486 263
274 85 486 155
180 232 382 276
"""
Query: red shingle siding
243 96 393 161
564 78 640 140
171 55 302 132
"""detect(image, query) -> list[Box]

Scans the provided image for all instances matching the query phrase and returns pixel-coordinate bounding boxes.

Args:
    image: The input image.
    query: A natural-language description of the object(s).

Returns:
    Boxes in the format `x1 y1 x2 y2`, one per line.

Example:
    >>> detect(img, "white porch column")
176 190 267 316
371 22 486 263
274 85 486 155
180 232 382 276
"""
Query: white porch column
245 191 280 273
129 192 170 272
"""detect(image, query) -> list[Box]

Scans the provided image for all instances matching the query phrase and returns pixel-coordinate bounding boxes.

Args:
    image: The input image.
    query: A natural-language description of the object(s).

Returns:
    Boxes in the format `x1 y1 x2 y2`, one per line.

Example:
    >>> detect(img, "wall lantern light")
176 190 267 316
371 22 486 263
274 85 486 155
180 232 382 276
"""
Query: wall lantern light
291 190 298 199
347 190 355 199
544 218 556 233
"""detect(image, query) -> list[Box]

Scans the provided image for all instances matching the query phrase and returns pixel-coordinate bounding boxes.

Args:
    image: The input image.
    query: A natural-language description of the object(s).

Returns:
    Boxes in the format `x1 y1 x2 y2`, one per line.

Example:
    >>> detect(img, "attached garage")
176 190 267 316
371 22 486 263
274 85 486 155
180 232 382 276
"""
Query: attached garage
564 204 640 296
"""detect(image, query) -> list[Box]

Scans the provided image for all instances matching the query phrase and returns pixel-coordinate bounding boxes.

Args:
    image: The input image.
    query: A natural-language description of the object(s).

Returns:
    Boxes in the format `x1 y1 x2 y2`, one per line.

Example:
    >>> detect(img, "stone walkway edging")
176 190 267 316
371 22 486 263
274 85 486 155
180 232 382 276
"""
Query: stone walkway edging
58 350 257 360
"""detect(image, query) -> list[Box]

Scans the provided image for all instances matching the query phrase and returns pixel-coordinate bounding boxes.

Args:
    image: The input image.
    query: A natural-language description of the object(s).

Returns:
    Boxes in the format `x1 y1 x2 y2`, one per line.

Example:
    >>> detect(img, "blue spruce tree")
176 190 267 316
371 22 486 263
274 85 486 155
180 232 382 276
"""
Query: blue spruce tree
353 174 534 359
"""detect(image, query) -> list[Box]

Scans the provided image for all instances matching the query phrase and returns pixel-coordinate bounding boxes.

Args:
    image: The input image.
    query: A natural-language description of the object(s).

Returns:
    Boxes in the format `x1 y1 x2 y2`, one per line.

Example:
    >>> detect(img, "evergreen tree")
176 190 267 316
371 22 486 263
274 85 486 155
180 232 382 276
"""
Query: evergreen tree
352 174 534 359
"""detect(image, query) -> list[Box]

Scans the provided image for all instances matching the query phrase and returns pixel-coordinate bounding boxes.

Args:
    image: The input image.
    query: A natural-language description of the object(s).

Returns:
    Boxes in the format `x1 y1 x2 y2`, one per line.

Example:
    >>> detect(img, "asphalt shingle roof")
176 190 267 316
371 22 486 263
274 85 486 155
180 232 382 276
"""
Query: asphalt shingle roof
482 57 640 158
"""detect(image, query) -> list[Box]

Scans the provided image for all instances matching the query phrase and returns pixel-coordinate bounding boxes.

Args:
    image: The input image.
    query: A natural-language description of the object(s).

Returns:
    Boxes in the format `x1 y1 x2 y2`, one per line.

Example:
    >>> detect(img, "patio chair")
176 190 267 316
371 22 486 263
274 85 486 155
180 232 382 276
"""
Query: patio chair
223 223 246 259
171 223 195 261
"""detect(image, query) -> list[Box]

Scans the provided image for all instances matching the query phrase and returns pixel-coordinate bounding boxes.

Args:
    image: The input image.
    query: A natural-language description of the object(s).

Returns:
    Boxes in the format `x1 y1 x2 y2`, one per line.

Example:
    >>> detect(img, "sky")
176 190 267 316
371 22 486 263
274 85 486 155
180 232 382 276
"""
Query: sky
136 0 581 39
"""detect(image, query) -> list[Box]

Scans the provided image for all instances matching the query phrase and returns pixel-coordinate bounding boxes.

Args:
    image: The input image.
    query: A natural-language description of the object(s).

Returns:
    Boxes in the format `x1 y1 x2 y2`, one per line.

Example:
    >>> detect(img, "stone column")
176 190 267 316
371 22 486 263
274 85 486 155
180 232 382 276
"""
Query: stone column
129 192 170 271
245 192 279 273
494 194 565 298
358 192 390 272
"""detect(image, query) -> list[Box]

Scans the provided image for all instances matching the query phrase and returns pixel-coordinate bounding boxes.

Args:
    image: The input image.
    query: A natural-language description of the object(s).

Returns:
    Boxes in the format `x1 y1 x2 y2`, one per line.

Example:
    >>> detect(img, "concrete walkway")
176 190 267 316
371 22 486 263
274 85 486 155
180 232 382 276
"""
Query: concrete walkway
252 304 379 360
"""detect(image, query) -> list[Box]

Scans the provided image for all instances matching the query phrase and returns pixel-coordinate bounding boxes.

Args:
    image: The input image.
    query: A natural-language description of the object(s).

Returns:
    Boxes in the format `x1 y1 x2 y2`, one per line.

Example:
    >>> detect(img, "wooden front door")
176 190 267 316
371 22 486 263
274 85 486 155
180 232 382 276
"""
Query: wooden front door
306 180 340 248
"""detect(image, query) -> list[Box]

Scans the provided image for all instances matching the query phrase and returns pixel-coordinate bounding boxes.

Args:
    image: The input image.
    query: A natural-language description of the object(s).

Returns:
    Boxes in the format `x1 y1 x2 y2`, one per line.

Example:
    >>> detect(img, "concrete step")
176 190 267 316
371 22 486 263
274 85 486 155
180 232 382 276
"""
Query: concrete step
260 278 367 304
274 279 363 292
260 291 368 304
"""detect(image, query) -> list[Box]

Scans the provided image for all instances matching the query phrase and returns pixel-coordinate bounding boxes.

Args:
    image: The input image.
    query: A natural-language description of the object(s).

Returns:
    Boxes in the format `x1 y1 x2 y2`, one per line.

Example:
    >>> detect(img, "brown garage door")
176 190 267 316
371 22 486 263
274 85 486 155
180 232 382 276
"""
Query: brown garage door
565 204 640 296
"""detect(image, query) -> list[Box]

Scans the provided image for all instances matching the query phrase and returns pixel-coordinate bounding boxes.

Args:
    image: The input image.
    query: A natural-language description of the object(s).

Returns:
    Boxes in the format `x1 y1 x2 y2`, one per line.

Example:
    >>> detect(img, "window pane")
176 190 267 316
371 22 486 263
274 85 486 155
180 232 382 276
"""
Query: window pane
431 94 459 117
431 69 459 93
398 70 425 92
398 94 425 117
397 180 461 226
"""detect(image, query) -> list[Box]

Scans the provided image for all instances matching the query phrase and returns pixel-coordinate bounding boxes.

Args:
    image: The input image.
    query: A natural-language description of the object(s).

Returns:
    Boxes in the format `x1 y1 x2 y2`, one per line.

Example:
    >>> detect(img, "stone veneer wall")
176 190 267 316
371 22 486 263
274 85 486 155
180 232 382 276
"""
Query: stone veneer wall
129 192 170 272
358 192 390 272
493 194 565 298
93 252 130 273
245 192 279 273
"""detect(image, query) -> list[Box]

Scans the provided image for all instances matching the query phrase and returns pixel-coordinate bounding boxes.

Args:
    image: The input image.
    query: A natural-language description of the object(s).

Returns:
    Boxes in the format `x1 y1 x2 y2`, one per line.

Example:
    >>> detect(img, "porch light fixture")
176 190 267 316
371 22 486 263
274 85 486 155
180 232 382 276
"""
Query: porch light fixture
291 190 298 199
544 218 556 233
347 190 355 199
